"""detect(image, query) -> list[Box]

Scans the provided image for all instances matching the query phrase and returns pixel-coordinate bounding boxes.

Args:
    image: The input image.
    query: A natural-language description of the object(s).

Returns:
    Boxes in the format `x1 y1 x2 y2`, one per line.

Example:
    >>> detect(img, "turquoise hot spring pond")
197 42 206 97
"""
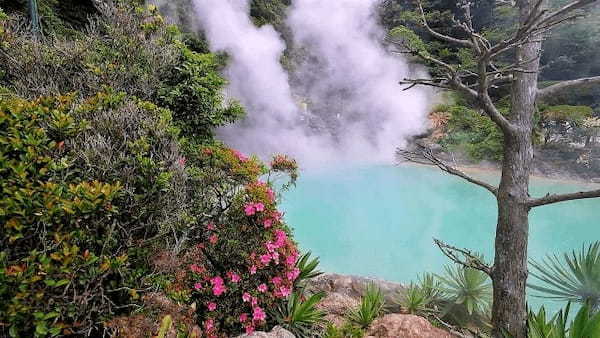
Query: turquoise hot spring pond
280 164 600 309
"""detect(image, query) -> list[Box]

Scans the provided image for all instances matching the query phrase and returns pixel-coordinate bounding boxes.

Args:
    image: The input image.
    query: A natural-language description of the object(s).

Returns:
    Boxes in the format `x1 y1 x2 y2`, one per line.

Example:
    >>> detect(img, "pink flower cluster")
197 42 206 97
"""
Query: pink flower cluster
232 149 248 162
210 276 226 296
244 202 265 216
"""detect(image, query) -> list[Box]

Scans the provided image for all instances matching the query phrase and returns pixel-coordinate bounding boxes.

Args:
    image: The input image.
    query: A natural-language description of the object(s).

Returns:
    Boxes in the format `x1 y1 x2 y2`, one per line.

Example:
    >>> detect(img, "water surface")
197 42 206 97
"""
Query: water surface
281 164 600 309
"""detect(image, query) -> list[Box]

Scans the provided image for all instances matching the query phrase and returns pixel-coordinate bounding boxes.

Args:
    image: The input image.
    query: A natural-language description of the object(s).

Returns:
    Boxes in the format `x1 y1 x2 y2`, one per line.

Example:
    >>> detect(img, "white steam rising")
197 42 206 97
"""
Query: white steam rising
191 0 431 166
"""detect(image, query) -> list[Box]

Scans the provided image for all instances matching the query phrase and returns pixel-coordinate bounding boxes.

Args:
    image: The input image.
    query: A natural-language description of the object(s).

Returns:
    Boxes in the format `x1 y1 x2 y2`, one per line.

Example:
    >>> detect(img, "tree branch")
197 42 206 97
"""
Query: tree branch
415 0 473 48
434 238 493 276
537 76 600 101
528 188 600 207
397 146 498 196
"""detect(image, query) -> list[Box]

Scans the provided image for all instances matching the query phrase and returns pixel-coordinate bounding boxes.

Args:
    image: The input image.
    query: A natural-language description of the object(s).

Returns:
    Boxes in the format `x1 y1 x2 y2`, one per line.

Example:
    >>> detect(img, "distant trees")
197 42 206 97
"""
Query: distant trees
395 0 600 336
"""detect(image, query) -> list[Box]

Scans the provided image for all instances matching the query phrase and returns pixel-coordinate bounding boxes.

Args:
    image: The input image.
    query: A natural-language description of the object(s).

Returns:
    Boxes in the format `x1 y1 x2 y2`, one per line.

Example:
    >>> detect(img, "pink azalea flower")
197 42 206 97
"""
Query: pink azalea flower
263 218 273 228
212 283 226 296
271 252 280 265
249 265 257 274
287 267 301 281
210 276 224 286
178 157 186 167
228 271 241 283
209 234 218 244
272 211 283 221
207 302 217 311
239 313 248 322
274 230 287 247
232 149 248 162
206 223 216 231
285 252 299 266
266 188 275 202
242 292 252 302
257 283 268 293
279 286 292 298
271 276 282 285
251 296 258 306
259 254 271 265
253 306 266 321
254 202 265 212
265 241 277 252
193 282 203 291
245 325 255 334
244 204 256 216
204 319 214 330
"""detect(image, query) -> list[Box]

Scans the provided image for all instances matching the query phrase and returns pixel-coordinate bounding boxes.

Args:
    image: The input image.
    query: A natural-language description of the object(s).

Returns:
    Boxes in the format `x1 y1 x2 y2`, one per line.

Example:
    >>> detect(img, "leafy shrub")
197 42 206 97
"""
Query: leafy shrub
0 3 239 142
0 95 133 336
157 46 244 140
529 242 600 312
347 283 386 329
437 104 504 161
159 145 303 337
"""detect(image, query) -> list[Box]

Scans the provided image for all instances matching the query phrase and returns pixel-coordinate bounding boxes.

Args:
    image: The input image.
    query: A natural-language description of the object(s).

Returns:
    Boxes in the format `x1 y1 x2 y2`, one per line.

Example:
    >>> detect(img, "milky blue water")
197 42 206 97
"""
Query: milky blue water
280 164 600 310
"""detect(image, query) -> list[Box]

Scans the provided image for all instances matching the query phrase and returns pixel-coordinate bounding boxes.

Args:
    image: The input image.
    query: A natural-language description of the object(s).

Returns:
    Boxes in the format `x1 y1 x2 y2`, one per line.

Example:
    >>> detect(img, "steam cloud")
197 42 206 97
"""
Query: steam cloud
191 0 431 166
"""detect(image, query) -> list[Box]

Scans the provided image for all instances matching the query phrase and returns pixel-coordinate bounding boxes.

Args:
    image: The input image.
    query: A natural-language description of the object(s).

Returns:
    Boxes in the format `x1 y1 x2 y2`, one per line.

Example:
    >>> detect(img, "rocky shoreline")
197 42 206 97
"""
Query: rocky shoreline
238 273 457 338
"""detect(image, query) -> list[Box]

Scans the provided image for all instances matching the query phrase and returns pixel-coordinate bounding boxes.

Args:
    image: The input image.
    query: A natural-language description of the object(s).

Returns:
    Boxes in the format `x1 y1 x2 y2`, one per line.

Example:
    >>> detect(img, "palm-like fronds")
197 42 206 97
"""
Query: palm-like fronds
397 273 443 316
296 251 323 285
526 303 600 338
271 291 326 338
347 283 386 329
437 264 492 317
529 242 600 311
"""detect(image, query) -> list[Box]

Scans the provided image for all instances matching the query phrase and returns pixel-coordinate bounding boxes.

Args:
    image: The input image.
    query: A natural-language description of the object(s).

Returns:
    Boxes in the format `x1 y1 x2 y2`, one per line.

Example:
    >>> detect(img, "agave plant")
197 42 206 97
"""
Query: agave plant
397 273 443 316
526 303 600 338
529 242 600 312
295 251 323 287
270 291 326 338
347 283 386 329
436 264 492 328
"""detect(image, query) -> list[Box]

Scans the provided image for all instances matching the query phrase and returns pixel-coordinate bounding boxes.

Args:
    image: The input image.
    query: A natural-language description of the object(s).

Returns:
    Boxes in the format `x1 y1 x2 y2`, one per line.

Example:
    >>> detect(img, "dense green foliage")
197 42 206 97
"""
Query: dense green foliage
0 3 311 337
527 303 600 338
529 242 600 312
436 104 504 161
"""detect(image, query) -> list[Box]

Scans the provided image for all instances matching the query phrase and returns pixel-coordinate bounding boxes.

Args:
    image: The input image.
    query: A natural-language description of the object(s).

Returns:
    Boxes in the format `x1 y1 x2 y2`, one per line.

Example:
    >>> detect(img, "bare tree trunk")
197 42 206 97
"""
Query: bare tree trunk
491 1 543 336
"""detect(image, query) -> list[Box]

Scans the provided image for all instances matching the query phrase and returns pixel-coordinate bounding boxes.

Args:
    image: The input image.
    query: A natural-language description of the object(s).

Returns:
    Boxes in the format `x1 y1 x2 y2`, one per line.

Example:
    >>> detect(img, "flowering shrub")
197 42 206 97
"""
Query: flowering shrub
0 96 129 336
175 145 302 336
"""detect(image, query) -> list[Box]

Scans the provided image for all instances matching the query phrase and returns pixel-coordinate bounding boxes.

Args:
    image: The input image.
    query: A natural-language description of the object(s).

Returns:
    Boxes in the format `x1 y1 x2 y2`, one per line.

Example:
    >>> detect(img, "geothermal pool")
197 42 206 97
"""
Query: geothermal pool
280 164 600 308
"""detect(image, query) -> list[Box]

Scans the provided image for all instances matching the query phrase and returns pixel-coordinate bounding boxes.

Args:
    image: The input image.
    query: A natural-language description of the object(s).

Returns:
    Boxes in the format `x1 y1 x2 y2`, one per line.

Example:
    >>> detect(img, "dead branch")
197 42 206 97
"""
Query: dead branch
434 238 493 276
397 145 498 195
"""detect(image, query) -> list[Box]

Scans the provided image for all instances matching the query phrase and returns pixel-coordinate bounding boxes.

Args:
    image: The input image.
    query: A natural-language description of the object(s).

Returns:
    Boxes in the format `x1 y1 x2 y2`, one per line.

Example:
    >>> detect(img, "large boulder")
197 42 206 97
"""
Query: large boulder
307 273 406 311
235 326 295 338
316 292 360 327
367 314 455 338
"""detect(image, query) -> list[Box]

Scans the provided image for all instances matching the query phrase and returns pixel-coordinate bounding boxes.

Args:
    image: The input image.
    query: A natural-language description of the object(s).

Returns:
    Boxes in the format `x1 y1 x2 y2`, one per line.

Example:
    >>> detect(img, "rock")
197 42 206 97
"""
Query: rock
367 314 455 338
317 292 360 327
235 326 295 338
307 273 405 311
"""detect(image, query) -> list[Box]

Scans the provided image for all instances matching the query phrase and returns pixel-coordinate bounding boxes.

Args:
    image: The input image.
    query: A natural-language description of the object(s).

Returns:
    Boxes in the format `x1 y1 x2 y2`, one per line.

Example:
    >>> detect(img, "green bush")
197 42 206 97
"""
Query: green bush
0 3 239 142
0 95 131 337
437 104 504 161
157 46 244 140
